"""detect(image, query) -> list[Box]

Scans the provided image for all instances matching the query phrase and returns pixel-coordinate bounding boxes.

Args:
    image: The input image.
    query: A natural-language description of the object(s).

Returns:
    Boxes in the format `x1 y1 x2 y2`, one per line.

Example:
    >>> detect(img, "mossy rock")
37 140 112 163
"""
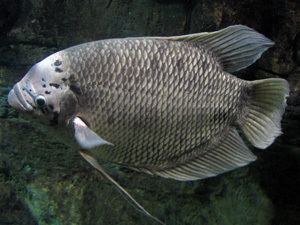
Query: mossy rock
18 167 272 225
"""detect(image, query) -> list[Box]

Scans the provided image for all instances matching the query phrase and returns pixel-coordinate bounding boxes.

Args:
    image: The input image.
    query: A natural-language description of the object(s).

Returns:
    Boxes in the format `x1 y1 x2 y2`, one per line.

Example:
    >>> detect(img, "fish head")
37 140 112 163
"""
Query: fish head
8 51 78 125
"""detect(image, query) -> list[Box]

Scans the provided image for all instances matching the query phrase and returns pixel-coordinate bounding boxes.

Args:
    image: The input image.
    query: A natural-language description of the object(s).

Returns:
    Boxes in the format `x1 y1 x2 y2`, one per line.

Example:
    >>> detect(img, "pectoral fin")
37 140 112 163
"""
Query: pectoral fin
73 117 113 149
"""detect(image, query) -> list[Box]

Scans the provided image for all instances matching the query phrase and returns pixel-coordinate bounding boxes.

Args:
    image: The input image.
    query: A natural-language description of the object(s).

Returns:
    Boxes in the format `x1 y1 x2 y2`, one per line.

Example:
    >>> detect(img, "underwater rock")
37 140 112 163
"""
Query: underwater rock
0 0 21 36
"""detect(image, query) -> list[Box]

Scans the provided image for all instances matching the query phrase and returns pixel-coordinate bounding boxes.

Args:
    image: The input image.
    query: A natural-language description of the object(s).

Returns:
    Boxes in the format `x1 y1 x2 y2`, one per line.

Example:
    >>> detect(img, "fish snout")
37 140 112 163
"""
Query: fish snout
8 83 34 112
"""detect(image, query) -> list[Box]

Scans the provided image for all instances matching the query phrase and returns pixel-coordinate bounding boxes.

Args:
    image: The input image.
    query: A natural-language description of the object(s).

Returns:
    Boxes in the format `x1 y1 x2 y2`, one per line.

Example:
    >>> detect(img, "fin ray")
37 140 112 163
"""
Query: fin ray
156 25 274 72
79 150 165 225
145 128 256 181
239 78 289 149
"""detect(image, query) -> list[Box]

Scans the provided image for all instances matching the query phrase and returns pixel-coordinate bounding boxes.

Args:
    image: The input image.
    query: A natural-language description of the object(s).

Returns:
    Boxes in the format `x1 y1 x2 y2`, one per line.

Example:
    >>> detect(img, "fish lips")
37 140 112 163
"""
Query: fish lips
8 83 34 112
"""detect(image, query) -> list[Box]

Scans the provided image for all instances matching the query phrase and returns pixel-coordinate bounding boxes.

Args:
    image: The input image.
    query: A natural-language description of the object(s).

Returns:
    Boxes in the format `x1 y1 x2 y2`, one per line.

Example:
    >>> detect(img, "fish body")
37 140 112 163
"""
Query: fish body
65 38 245 167
8 25 289 181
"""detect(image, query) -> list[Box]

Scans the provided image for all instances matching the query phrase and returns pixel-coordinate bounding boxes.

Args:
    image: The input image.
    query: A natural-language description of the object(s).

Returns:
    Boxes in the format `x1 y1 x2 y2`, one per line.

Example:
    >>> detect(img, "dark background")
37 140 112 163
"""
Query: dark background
0 0 299 225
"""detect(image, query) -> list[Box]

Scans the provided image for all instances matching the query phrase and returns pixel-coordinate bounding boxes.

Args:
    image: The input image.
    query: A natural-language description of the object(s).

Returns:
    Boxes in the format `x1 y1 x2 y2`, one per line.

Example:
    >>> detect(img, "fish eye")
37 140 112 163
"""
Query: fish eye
35 95 46 108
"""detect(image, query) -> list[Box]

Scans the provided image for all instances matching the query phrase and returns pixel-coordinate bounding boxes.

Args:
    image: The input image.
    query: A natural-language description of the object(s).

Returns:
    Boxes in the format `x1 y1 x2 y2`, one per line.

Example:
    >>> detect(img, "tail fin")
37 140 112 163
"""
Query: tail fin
240 78 289 149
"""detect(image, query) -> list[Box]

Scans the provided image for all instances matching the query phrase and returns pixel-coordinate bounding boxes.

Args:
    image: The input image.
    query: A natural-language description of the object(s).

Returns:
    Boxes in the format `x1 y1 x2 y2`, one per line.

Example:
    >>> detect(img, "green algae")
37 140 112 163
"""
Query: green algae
10 160 273 225
23 177 84 225
25 185 62 225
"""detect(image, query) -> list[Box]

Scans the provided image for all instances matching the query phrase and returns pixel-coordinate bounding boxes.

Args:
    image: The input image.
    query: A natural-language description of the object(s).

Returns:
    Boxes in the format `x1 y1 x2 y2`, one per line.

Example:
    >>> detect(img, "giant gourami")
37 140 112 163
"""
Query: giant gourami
8 25 289 224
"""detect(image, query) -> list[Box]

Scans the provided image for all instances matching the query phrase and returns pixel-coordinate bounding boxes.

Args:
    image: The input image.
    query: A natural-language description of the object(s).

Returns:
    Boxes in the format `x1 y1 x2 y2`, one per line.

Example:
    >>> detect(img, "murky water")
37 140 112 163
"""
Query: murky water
0 1 299 225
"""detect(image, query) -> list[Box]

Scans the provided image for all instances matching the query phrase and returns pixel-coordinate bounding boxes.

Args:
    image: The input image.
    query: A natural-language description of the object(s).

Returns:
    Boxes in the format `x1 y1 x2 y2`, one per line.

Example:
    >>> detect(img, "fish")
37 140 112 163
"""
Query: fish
7 25 289 223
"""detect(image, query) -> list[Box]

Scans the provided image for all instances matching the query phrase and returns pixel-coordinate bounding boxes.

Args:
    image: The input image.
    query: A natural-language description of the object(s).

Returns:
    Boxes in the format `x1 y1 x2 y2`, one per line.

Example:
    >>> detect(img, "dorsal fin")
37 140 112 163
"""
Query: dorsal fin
157 25 274 73
142 128 256 181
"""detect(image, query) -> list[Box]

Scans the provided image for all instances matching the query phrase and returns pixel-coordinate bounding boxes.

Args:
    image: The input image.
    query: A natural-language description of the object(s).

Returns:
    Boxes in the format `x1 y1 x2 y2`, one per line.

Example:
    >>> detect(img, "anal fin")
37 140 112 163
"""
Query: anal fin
153 128 256 181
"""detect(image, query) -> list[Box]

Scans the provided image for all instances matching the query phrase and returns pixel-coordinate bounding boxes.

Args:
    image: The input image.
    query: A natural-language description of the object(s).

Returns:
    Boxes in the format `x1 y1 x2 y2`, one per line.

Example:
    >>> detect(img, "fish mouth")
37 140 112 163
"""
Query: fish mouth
8 83 34 112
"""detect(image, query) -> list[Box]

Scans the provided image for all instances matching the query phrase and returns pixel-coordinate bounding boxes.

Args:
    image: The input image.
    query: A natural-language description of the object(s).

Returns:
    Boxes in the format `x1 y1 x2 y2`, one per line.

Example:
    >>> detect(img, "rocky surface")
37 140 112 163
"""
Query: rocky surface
0 0 299 225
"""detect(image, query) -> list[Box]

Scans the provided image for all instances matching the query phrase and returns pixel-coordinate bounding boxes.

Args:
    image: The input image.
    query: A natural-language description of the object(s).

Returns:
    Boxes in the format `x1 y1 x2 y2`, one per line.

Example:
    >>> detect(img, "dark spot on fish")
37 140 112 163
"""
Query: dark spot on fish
151 58 160 69
68 74 76 82
50 83 60 89
48 104 54 110
107 115 114 125
128 86 134 93
45 90 51 95
42 78 45 82
176 59 184 70
54 60 62 66
50 111 59 125
61 78 67 82
29 89 32 92
41 107 49 114
122 75 127 83
42 84 46 88
70 83 82 95
55 67 63 73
